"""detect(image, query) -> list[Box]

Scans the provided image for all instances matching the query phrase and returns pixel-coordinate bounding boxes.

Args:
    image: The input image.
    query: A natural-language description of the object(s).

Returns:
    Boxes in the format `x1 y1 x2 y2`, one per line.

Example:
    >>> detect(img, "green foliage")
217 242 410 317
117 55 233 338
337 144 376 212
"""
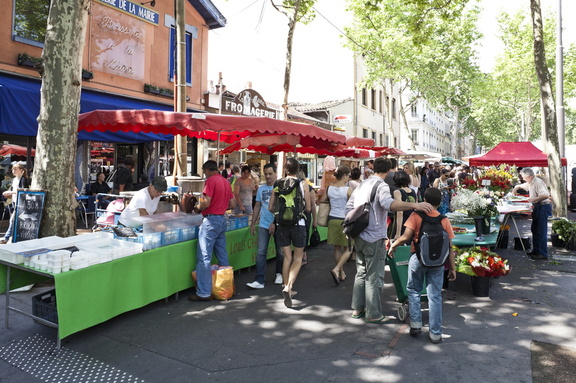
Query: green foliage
271 0 317 24
14 0 49 43
551 218 576 241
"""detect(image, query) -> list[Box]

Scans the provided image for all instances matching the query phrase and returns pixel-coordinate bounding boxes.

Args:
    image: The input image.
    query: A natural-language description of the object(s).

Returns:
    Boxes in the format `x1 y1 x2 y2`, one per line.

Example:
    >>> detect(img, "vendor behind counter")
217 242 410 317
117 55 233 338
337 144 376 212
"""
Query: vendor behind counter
119 177 168 227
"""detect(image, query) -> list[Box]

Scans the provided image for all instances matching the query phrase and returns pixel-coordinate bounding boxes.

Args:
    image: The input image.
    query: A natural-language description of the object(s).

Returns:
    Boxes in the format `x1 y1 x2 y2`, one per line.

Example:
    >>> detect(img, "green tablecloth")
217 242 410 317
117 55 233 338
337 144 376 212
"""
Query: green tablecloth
2 226 298 340
451 222 498 247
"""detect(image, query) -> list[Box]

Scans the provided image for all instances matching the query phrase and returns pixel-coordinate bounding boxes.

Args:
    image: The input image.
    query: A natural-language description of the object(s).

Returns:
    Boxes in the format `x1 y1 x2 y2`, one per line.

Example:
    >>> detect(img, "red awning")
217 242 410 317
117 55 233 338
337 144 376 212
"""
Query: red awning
0 144 36 157
78 110 347 145
469 142 567 167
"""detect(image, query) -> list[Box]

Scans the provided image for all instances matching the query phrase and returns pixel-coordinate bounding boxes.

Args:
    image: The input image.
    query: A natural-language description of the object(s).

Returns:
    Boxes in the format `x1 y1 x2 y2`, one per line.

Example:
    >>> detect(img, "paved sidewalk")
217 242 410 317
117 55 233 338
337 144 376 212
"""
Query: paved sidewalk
1 212 575 382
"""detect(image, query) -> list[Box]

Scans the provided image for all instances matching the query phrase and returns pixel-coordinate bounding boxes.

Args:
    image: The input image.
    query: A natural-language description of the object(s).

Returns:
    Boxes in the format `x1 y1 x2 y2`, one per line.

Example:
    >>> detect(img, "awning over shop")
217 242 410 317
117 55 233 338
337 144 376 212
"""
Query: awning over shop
0 72 178 143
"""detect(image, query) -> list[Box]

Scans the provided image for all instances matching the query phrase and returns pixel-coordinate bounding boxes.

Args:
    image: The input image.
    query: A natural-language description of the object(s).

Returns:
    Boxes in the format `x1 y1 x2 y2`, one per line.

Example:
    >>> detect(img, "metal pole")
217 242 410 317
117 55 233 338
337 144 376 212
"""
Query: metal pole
174 0 187 181
556 0 565 158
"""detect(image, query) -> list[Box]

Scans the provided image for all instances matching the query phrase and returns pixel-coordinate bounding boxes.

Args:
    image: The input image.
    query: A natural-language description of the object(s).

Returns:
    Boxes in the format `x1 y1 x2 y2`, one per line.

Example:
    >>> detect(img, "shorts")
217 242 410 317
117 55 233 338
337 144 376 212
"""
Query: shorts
327 218 348 247
275 224 307 248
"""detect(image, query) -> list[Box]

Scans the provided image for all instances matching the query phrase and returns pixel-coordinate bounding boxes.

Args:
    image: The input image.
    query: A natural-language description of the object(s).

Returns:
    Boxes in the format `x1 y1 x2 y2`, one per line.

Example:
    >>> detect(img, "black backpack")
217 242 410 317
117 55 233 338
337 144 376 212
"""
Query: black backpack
342 180 382 239
273 178 305 226
415 212 450 267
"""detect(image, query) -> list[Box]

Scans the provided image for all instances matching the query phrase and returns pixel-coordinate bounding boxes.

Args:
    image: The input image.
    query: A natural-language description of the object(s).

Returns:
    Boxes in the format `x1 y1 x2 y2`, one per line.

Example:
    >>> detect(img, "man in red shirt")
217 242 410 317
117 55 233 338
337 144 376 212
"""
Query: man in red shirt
389 187 456 344
189 160 236 301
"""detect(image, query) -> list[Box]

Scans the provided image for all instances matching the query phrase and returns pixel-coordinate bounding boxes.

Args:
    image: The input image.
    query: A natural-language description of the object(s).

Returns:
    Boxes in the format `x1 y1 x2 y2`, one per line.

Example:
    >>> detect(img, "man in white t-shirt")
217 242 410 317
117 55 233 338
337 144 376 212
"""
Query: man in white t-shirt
119 177 167 227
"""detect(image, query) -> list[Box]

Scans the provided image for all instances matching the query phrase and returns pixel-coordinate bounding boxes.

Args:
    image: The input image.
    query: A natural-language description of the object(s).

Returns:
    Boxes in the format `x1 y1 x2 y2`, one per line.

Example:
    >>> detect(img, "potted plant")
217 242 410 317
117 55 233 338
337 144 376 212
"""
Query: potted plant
144 84 161 95
551 218 576 249
17 53 42 70
82 69 93 81
455 246 511 297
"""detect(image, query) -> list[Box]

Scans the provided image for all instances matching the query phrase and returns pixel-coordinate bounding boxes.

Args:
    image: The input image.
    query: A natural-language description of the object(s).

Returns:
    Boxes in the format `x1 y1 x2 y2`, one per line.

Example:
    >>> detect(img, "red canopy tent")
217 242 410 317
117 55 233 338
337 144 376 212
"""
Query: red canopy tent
469 142 567 167
78 109 347 145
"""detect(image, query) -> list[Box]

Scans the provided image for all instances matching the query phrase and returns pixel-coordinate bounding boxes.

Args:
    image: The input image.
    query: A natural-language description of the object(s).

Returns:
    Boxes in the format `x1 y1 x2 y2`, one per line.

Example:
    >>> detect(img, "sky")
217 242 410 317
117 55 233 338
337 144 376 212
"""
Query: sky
207 0 575 104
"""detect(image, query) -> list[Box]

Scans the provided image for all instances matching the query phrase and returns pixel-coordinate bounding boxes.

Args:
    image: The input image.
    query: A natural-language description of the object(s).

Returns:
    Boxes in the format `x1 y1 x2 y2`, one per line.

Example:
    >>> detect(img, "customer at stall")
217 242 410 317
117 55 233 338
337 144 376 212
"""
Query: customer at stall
91 172 111 195
134 174 150 191
388 187 456 343
234 166 256 215
346 157 433 323
114 158 134 193
118 177 167 227
349 167 362 192
189 160 236 301
512 167 551 260
247 163 284 289
269 157 311 308
1 162 29 244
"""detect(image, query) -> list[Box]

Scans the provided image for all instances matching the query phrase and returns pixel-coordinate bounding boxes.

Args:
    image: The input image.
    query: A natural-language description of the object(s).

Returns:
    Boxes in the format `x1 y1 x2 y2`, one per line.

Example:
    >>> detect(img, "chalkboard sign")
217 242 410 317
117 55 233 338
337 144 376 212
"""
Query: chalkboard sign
12 190 46 243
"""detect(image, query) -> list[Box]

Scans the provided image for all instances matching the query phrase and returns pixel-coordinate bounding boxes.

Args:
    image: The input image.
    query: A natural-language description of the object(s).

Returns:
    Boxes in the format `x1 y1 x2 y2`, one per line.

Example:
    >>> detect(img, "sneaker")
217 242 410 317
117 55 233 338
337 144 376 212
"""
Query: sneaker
428 333 442 344
247 281 265 289
529 253 549 260
274 273 283 285
409 327 422 336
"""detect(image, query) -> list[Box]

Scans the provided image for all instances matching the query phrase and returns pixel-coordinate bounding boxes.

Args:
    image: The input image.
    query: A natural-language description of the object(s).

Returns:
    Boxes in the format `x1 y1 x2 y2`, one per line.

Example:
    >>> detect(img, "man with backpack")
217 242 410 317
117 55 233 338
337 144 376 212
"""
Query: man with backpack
388 187 456 343
269 157 310 308
346 157 433 324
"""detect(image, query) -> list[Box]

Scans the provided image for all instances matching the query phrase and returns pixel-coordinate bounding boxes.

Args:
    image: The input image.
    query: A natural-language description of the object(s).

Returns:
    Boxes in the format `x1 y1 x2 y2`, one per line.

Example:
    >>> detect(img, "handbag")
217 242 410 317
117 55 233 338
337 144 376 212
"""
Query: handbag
309 227 321 247
317 202 330 227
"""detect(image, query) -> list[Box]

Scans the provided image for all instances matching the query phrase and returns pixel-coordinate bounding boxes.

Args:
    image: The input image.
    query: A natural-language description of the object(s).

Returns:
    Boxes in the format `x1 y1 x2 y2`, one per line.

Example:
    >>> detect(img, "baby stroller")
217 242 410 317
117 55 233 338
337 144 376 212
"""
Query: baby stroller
93 193 126 231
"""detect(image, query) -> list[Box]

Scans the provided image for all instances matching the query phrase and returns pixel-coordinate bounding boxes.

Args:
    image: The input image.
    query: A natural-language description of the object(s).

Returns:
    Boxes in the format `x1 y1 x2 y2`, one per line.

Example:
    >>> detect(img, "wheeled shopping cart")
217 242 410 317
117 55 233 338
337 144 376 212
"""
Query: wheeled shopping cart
387 245 428 322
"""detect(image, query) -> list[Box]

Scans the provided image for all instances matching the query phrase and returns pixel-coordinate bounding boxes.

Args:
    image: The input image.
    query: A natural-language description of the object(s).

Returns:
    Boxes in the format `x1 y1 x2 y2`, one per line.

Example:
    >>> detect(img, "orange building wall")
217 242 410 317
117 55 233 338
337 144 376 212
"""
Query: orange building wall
0 0 209 111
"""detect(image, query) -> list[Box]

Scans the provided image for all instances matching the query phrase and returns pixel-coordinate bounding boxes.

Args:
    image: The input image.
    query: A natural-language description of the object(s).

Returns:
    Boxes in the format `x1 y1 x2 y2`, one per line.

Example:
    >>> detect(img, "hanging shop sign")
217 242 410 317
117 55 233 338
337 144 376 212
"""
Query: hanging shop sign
95 0 159 25
222 89 281 119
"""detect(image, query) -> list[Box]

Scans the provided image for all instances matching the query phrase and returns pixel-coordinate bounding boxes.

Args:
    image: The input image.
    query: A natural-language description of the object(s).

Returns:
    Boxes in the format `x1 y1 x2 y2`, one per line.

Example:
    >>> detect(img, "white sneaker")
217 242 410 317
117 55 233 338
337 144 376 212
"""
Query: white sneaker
247 281 265 289
274 273 283 285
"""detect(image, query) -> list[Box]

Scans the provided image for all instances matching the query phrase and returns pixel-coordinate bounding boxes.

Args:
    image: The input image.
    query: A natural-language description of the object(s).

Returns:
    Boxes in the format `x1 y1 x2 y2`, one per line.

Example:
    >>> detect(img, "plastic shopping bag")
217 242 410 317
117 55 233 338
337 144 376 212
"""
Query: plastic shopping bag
212 266 235 300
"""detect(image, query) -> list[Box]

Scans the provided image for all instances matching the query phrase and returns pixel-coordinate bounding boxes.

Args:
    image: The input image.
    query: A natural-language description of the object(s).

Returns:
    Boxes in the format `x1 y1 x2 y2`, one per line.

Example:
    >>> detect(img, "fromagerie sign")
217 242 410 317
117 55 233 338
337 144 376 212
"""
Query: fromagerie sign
90 2 146 81
223 89 281 119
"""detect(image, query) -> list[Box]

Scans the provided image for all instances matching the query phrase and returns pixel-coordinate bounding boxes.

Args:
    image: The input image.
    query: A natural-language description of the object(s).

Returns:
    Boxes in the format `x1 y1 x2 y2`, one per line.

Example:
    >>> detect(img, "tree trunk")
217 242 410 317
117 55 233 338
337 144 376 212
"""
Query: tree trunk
397 92 417 151
530 0 567 217
282 0 302 120
32 1 90 237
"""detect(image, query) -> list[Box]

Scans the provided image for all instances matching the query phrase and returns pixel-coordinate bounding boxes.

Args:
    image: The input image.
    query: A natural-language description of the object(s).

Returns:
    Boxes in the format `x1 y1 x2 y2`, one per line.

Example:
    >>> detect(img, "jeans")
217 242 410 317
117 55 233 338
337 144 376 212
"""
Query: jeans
3 210 15 241
255 226 283 284
407 254 444 340
196 215 229 298
351 237 386 320
531 203 552 257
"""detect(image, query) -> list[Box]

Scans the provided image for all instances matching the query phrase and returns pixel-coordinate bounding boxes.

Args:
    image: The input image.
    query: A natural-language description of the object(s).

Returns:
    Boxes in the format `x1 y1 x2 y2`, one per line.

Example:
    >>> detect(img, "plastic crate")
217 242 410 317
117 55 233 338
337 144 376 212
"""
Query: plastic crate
32 289 58 324
181 226 199 241
162 229 182 246
226 217 236 231
235 215 249 229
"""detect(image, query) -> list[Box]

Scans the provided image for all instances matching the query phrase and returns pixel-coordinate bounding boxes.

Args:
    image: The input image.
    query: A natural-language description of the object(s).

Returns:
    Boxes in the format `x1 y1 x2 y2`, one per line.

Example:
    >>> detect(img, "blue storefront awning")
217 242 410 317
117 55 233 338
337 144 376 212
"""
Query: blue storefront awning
0 72 186 143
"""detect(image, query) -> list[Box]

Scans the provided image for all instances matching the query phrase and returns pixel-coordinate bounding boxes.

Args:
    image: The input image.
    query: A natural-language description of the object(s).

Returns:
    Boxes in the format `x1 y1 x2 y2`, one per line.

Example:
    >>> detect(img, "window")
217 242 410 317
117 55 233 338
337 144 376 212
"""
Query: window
371 89 376 110
379 133 383 146
392 98 397 120
363 128 368 138
372 131 376 141
411 129 418 145
361 88 367 106
379 91 383 113
13 0 49 46
166 16 198 85
411 104 418 117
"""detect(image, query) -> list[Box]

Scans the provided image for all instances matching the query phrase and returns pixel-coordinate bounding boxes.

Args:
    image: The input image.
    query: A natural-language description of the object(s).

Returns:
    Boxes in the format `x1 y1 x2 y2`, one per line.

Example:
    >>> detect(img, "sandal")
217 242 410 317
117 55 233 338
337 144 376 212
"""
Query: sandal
364 316 389 324
351 311 365 319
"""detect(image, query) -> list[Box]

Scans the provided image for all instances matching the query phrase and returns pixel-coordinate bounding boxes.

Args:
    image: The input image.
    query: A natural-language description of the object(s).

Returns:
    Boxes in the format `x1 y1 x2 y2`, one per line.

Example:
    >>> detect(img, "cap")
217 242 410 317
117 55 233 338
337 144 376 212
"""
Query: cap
152 176 167 192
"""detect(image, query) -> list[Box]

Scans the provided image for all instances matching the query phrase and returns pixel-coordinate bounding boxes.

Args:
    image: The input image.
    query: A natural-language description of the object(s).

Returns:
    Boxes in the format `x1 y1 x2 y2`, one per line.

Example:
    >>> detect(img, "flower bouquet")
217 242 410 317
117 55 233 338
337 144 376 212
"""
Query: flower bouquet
455 246 511 277
461 165 517 197
450 188 498 218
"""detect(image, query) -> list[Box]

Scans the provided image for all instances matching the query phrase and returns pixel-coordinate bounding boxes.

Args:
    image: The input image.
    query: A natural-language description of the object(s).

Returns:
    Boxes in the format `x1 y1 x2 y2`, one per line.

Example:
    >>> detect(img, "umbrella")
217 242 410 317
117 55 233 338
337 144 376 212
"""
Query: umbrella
0 144 36 157
78 109 347 145
441 156 465 165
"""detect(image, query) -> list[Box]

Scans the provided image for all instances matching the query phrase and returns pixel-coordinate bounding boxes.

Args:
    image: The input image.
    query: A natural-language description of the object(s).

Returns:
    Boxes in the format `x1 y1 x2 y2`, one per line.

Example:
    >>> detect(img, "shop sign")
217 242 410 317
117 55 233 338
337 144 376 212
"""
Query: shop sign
334 115 351 123
223 89 281 119
90 3 146 81
95 0 159 25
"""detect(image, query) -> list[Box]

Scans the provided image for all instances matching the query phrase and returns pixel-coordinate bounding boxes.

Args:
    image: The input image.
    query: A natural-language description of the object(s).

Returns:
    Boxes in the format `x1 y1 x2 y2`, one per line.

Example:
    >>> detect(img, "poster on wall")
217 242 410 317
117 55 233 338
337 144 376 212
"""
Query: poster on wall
12 190 46 243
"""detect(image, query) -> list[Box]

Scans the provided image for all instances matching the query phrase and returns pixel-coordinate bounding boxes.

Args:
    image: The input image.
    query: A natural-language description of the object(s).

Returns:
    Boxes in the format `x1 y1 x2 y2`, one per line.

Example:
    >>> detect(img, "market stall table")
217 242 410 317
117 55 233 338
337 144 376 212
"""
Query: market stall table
2 224 319 347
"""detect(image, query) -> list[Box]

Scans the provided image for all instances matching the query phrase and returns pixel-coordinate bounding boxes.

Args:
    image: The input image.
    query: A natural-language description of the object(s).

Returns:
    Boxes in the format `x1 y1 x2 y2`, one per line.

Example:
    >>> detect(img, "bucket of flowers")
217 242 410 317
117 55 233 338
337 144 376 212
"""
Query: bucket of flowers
451 188 498 235
455 246 511 296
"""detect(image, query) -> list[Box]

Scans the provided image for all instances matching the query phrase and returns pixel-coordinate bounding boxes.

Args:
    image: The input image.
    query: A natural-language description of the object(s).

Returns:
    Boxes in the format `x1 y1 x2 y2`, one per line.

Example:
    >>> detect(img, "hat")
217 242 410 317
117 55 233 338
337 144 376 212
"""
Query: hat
152 176 167 192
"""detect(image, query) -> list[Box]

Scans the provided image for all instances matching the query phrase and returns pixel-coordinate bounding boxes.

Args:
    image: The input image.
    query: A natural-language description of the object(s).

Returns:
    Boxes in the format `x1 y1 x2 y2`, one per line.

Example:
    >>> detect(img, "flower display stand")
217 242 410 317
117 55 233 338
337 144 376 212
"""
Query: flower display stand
471 276 493 297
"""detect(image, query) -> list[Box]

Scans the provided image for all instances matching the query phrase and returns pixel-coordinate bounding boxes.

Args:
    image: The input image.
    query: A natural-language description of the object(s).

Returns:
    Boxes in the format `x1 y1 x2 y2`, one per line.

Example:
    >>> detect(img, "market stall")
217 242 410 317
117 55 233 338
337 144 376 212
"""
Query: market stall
469 141 567 167
0 225 275 343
